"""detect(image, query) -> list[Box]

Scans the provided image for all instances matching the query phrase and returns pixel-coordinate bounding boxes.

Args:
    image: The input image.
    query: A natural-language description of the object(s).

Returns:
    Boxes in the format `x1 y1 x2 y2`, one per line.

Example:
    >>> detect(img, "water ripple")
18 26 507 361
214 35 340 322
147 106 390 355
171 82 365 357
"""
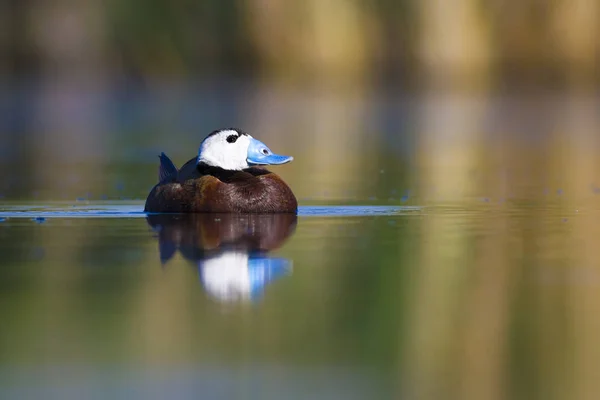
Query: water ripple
0 203 419 218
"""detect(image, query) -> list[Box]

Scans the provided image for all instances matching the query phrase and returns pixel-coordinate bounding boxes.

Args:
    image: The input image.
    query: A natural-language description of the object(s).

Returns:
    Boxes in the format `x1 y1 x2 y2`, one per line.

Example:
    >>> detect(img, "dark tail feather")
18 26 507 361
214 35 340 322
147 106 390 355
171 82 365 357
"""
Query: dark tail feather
158 239 177 264
158 152 178 184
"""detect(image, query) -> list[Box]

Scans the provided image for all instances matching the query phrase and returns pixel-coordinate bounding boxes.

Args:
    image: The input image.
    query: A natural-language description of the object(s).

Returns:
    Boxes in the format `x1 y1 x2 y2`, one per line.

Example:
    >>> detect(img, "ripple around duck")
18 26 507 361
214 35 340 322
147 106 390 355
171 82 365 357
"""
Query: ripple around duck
0 203 420 219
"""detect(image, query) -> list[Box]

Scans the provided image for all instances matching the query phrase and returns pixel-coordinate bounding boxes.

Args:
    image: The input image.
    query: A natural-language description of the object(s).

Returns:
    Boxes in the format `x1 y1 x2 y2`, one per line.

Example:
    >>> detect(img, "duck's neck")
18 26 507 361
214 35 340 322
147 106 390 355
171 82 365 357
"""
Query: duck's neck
197 162 228 174
196 162 271 180
196 162 239 180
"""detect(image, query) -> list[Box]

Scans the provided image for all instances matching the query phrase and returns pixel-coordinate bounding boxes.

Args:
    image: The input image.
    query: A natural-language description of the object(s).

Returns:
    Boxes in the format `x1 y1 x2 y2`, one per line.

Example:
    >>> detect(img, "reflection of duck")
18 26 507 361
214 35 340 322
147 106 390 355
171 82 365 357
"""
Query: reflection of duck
144 128 297 213
146 213 297 302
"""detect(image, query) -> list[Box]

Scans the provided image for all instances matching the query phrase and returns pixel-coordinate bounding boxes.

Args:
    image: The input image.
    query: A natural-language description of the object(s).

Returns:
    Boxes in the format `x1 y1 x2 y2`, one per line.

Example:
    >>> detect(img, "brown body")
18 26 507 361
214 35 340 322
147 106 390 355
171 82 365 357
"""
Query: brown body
144 157 298 214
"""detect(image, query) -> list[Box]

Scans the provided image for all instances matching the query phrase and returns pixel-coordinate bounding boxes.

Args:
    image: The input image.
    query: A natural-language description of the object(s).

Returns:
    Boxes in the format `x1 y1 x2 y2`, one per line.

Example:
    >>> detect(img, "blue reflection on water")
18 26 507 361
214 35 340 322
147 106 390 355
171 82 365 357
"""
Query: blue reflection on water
0 204 417 219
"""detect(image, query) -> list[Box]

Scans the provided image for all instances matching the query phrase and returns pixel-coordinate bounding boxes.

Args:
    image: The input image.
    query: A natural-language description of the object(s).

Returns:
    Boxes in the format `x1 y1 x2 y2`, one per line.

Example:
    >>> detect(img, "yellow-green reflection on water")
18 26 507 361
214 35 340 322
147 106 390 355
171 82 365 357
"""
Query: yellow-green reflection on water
0 198 600 399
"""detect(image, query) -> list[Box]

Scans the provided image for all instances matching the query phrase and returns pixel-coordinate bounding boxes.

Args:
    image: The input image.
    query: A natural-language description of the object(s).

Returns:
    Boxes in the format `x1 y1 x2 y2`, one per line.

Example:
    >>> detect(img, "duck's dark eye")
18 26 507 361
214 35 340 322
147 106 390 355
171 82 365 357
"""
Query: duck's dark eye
226 134 239 143
261 148 269 155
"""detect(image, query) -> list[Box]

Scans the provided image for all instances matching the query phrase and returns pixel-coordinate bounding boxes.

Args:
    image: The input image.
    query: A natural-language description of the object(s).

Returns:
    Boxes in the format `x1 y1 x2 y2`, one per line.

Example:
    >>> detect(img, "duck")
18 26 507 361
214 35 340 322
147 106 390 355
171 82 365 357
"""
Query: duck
144 128 298 213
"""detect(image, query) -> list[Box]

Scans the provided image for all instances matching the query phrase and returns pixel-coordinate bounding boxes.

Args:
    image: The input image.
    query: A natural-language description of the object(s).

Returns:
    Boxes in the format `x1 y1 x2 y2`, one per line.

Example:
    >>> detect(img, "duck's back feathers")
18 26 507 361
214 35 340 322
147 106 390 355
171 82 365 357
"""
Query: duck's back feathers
177 157 200 182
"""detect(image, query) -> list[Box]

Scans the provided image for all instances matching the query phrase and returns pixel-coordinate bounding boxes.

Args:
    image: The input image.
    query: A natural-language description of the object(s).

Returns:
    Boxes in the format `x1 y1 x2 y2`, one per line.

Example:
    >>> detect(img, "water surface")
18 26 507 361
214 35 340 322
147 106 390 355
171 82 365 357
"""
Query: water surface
0 204 417 399
2 89 600 399
2 200 599 399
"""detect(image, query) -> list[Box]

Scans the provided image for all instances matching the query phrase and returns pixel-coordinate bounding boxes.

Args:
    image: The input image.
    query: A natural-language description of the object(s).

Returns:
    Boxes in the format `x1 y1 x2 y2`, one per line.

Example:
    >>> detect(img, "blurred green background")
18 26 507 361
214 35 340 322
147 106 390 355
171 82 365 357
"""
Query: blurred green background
1 1 600 399
1 0 598 203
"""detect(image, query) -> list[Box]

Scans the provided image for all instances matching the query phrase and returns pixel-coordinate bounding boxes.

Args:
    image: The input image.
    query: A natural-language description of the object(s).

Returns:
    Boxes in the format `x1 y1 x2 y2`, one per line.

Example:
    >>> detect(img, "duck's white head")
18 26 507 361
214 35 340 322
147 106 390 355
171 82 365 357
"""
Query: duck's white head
197 129 293 171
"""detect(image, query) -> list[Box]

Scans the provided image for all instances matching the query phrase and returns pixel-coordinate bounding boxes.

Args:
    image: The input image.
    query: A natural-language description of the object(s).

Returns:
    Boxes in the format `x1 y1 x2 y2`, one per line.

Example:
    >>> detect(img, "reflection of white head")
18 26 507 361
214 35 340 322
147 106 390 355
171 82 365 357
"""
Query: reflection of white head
199 251 292 303
199 252 253 302
197 129 252 170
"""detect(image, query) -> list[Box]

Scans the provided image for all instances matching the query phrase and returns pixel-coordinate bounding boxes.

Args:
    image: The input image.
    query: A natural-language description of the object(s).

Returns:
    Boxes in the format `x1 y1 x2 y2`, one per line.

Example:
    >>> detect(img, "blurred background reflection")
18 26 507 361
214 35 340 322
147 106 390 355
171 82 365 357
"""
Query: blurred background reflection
1 1 600 399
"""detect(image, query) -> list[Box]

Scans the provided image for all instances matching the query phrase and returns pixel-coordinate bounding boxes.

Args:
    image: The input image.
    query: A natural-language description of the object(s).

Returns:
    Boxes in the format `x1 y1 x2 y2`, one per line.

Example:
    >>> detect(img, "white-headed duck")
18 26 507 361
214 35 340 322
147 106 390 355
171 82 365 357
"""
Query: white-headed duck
144 129 297 213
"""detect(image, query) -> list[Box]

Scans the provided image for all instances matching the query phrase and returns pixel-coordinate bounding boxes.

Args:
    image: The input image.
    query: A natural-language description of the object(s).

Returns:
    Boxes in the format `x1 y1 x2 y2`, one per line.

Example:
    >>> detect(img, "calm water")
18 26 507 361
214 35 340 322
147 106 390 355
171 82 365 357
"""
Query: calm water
2 87 600 399
1 200 600 399
0 204 416 399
